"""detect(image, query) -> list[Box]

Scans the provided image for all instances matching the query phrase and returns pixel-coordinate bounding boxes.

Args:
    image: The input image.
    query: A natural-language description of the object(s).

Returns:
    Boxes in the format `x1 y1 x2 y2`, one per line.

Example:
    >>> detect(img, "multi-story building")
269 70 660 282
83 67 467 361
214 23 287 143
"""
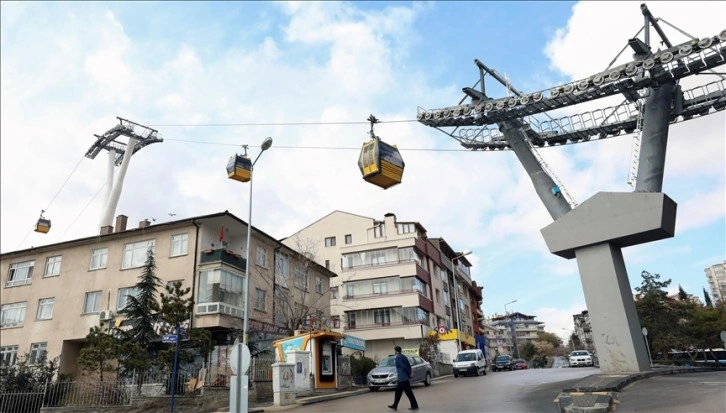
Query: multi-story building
487 312 545 358
705 261 726 303
572 310 594 353
0 211 335 377
283 211 482 362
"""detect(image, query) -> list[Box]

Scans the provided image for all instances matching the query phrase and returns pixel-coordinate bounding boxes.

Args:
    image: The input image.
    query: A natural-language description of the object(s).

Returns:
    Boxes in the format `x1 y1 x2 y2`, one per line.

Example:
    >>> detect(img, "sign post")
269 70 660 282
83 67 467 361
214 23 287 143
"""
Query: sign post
642 327 652 367
229 340 251 413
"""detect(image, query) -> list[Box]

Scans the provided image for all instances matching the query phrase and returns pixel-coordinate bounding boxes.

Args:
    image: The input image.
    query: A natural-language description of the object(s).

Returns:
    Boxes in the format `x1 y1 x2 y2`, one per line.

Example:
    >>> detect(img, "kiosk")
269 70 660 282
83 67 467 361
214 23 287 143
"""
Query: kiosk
273 330 345 391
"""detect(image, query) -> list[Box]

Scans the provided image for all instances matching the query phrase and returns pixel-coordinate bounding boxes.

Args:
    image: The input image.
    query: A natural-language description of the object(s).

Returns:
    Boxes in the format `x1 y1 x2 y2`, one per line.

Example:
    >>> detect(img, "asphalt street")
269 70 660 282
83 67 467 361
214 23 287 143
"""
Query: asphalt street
614 370 726 413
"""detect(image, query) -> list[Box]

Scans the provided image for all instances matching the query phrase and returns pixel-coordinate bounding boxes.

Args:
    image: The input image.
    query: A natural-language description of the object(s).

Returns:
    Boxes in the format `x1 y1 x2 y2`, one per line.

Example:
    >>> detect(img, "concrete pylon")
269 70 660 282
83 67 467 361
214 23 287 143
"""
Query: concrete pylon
541 192 677 373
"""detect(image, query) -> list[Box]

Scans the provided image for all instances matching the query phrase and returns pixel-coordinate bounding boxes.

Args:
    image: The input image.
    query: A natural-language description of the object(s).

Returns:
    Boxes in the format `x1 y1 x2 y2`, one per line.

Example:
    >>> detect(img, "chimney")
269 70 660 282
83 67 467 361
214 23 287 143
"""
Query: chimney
139 219 150 229
115 215 128 233
100 225 113 235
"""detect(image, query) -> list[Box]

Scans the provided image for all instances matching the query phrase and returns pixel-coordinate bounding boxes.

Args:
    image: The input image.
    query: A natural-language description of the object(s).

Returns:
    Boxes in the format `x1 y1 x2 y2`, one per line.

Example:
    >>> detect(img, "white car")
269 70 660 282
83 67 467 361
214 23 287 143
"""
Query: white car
569 350 593 367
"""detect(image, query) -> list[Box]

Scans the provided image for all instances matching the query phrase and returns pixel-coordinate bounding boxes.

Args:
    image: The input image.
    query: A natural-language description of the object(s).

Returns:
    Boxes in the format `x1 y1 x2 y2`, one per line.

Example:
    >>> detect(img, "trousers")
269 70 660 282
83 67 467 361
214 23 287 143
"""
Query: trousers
392 379 418 408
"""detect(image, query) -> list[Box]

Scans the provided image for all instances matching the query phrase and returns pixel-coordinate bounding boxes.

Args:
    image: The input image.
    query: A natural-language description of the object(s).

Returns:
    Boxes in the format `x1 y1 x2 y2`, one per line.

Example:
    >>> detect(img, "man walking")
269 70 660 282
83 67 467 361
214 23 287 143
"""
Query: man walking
388 346 419 411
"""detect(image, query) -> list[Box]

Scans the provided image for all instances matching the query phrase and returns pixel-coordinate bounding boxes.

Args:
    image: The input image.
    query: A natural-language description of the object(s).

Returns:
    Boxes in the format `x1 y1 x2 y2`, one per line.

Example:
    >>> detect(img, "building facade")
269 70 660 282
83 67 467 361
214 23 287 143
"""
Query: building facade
0 211 335 377
283 211 483 362
487 312 545 358
705 261 726 303
572 310 594 353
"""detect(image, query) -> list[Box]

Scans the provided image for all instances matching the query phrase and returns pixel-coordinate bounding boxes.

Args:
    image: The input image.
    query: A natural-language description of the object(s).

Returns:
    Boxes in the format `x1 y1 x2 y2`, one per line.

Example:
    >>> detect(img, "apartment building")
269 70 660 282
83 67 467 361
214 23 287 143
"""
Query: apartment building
487 312 545 358
705 261 726 303
283 211 482 361
572 310 594 353
0 211 335 376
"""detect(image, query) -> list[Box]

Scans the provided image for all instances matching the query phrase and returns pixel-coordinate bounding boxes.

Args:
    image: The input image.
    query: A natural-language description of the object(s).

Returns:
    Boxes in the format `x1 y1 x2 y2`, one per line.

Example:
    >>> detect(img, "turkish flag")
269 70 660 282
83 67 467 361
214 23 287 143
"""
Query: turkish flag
219 227 224 242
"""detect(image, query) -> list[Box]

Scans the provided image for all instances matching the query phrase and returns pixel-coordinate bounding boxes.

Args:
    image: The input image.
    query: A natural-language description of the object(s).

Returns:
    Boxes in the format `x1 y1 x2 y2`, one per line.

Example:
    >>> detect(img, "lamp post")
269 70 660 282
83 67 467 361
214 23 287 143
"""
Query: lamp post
242 137 273 348
452 251 471 353
504 300 517 357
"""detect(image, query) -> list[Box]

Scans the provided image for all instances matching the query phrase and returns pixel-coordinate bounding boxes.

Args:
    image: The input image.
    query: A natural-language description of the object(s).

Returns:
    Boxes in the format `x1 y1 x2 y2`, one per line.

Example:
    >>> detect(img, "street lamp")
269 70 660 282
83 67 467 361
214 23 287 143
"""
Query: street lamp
242 137 273 349
504 300 517 357
452 251 471 353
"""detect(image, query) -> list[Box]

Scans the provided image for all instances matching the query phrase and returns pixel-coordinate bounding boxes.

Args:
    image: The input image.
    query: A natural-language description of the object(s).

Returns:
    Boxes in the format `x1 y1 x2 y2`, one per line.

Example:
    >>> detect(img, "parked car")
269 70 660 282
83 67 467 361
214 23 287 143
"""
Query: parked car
367 355 433 391
569 350 594 367
452 349 487 377
511 359 528 370
492 355 513 372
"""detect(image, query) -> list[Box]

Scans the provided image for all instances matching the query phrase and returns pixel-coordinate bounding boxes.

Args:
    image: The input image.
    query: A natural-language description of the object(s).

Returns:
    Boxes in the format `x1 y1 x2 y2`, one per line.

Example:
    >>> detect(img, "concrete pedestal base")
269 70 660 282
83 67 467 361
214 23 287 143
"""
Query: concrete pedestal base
541 192 677 373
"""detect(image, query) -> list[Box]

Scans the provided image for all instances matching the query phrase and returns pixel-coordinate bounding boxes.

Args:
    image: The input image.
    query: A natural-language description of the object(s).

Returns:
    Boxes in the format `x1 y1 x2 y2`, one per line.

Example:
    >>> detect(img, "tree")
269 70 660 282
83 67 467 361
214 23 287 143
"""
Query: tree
77 325 121 381
158 281 212 373
118 249 163 375
418 334 441 363
537 331 563 349
0 354 66 413
634 270 683 361
519 342 537 361
677 285 688 301
703 288 713 307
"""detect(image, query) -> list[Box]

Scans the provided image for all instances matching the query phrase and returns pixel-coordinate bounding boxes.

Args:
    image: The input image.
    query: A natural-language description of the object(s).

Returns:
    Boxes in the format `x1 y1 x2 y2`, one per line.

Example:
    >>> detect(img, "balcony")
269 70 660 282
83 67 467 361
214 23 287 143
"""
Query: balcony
200 248 247 272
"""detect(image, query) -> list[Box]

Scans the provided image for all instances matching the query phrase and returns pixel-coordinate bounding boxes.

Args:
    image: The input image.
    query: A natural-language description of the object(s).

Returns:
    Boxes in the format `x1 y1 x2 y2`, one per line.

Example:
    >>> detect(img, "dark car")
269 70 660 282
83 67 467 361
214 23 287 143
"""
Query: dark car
367 355 433 391
492 355 513 372
511 359 528 370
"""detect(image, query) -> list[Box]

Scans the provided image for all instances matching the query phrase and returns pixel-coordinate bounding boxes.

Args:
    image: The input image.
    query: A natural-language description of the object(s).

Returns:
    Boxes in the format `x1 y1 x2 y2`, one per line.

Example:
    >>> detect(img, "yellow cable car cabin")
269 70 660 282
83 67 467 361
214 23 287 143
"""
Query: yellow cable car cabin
358 137 405 189
227 154 253 182
35 217 51 234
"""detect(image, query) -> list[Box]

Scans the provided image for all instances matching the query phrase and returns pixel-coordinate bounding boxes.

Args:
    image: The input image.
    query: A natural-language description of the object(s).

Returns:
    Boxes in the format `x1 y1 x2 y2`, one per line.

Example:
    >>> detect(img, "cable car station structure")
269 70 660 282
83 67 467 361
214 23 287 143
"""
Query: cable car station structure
85 117 163 229
418 4 725 373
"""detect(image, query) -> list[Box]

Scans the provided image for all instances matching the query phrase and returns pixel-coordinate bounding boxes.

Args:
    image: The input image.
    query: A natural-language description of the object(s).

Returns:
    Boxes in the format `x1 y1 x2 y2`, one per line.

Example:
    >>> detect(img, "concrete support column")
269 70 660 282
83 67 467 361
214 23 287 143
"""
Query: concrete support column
635 81 676 193
574 242 650 373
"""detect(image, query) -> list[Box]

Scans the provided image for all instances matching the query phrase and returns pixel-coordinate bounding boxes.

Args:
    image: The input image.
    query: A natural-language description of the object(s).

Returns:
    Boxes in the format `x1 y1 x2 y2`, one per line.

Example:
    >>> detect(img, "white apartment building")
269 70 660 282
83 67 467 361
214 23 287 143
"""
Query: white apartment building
0 211 335 377
487 312 545 358
283 211 480 362
705 261 726 303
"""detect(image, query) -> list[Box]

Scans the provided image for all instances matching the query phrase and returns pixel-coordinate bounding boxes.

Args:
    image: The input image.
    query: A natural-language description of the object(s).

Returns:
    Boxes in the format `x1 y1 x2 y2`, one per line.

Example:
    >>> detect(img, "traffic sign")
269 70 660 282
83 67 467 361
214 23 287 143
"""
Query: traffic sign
162 334 178 343
229 342 251 375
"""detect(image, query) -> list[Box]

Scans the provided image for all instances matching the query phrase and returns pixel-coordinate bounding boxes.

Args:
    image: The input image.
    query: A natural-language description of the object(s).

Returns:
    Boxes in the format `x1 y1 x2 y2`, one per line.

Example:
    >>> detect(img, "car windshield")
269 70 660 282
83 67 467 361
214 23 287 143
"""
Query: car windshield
513 359 525 364
456 353 476 362
378 357 396 367
572 351 589 356
494 356 510 362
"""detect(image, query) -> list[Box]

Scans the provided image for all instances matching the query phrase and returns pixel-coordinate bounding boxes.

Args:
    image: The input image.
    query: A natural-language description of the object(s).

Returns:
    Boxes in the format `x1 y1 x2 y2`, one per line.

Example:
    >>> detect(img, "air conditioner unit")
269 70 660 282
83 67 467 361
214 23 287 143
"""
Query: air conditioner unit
99 311 114 321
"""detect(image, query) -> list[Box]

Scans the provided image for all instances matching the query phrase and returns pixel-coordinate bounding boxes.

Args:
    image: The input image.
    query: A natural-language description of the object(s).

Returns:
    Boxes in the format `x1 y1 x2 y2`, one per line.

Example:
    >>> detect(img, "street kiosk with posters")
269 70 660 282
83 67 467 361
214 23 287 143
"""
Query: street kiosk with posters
272 330 345 391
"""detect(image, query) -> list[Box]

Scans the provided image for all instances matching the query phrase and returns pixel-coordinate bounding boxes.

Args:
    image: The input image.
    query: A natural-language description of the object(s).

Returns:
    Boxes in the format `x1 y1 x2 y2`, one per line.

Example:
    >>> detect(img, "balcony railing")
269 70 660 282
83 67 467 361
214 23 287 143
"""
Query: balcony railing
200 248 247 272
343 288 424 300
343 319 426 331
341 257 418 271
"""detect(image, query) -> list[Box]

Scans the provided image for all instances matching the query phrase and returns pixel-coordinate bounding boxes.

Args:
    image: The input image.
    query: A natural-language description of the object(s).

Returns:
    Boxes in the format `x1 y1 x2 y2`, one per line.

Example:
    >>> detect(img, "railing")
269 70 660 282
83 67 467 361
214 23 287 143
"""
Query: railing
343 287 421 300
341 257 417 271
343 319 425 331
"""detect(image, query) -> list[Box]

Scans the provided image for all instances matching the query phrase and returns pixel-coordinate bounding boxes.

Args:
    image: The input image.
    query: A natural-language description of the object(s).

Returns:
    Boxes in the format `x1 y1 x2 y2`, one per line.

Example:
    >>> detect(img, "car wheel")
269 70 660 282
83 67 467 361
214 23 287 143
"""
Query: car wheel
454 372 458 378
483 368 487 376
369 387 379 392
424 372 432 386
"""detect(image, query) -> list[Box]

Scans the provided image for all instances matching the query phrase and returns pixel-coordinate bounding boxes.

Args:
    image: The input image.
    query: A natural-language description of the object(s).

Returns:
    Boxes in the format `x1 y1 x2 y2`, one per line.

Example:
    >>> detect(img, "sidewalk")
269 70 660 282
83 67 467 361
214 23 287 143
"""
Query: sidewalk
554 366 721 413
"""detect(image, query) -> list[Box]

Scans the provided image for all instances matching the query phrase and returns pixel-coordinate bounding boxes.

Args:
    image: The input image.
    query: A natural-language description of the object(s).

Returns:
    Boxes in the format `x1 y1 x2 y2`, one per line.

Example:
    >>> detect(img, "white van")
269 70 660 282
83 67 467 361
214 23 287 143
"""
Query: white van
453 349 487 377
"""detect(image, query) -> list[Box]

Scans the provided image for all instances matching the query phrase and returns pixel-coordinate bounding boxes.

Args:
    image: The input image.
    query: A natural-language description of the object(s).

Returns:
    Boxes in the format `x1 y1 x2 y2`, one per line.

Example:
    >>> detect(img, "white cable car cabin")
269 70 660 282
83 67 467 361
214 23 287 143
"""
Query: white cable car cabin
35 212 51 234
358 115 405 189
227 154 253 182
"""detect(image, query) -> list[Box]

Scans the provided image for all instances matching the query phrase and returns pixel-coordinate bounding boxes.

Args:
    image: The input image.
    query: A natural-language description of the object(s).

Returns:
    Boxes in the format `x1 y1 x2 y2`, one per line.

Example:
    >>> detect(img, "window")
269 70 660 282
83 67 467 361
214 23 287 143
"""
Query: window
36 298 54 320
90 248 108 270
346 284 355 298
348 313 356 329
0 345 18 366
345 234 352 245
397 223 416 234
1 302 26 328
294 267 307 290
170 234 188 257
325 237 336 247
435 289 441 303
44 256 62 277
117 287 140 311
332 316 340 329
197 269 244 317
372 281 388 295
122 240 156 269
374 309 390 325
275 253 290 289
83 291 102 314
255 289 266 311
315 275 323 294
256 247 267 268
29 342 47 365
325 260 330 270
373 223 385 238
331 287 339 299
7 261 34 287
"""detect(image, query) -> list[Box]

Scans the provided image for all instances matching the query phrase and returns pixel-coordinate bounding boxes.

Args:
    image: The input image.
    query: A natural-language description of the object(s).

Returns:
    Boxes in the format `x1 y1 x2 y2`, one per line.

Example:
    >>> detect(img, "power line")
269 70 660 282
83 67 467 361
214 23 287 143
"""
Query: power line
149 119 418 127
163 137 475 152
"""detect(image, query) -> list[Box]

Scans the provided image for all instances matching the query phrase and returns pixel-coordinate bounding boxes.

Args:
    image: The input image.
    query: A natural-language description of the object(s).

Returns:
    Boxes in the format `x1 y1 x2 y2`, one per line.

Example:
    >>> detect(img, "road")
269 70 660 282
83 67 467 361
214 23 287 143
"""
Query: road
615 370 726 413
292 367 597 412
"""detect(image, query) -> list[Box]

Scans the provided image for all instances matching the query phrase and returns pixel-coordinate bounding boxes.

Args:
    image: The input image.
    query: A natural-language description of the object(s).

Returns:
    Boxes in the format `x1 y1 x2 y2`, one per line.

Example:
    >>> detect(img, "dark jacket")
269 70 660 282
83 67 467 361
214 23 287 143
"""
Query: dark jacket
395 352 412 382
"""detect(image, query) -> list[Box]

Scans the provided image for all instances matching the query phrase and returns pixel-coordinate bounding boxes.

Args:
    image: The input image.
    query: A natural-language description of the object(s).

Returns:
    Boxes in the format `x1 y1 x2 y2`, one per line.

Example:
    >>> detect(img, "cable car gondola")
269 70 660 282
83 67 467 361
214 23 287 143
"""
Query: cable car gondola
226 149 253 182
358 115 405 189
35 210 51 234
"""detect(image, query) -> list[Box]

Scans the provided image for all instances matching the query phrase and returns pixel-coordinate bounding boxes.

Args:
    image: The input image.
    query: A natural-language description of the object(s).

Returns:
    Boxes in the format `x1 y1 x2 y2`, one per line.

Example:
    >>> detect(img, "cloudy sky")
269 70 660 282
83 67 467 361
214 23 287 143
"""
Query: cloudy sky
2 1 724 341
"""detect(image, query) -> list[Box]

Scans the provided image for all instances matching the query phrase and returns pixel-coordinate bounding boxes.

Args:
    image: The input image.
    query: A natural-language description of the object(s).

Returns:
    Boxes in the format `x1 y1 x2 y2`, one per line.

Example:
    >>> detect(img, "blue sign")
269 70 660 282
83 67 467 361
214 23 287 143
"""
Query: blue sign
341 335 366 351
162 334 178 343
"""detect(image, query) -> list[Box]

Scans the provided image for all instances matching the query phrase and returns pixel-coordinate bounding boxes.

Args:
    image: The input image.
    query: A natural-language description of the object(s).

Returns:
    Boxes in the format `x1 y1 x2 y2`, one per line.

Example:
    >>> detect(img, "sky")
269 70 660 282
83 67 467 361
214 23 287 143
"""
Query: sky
1 1 724 342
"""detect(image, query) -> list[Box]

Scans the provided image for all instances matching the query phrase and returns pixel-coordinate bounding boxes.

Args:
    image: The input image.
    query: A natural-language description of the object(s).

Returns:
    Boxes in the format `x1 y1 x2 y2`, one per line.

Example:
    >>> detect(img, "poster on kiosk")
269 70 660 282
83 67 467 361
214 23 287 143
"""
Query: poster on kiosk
273 330 344 391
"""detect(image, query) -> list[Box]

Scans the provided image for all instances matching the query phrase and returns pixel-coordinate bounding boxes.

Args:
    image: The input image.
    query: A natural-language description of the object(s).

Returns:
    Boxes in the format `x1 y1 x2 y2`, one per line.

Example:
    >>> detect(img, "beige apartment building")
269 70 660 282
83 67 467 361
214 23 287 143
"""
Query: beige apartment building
0 211 335 377
705 261 726 303
283 211 483 362
487 312 545 358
